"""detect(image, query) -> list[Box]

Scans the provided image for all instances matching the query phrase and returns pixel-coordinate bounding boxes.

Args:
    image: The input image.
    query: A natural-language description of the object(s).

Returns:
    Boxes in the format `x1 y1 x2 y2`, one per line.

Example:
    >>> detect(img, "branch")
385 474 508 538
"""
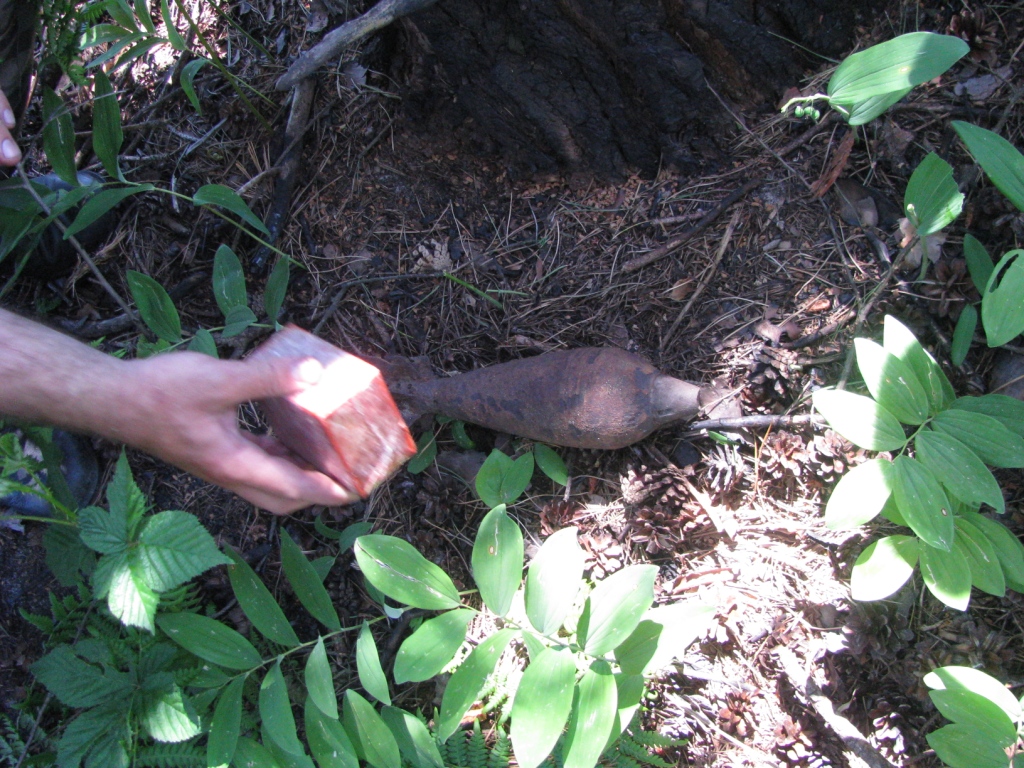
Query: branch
684 413 824 434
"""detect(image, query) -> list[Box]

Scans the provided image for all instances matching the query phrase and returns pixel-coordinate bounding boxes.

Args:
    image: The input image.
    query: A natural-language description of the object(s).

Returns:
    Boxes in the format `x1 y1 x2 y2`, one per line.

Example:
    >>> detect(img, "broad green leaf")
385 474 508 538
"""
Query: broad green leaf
159 0 187 50
304 697 358 768
562 663 617 768
521 630 548 661
43 524 96 587
510 648 577 768
57 703 129 768
476 449 534 507
607 674 645 748
964 234 994 294
127 270 182 342
953 121 1024 213
837 88 910 126
925 665 1022 721
42 88 78 186
311 555 334 582
406 430 437 474
281 529 341 631
437 629 517 741
920 541 971 610
156 613 262 670
79 504 128 555
933 409 1024 467
882 315 955 412
338 522 373 551
580 565 657 656
265 257 290 322
471 504 524 617
824 457 892 529
380 706 444 768
954 517 1005 597
393 609 472 684
951 305 976 367
136 509 231 590
891 455 954 550
208 675 245 768
231 737 282 768
981 249 1024 346
614 601 715 675
356 622 391 705
525 527 585 636
903 152 964 236
953 394 1024 438
534 444 568 486
213 244 248 317
354 535 460 610
31 645 130 707
92 70 124 181
811 389 906 451
854 338 929 424
850 535 919 601
341 690 401 768
193 184 270 235
452 420 475 450
66 184 153 238
225 548 302 647
916 430 1003 513
134 0 156 33
957 510 1024 587
926 723 1010 768
222 304 257 337
305 637 338 719
139 684 200 743
180 58 207 114
107 556 159 631
189 327 218 357
260 661 304 756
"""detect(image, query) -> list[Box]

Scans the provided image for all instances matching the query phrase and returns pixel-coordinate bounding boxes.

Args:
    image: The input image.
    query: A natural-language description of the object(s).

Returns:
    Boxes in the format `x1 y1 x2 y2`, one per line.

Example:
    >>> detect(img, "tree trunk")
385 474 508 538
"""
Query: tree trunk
399 0 881 179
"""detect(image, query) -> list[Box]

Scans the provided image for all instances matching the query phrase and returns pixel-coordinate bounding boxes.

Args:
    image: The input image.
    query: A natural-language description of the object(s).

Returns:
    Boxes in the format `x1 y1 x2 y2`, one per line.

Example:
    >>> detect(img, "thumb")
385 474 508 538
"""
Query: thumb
231 354 325 403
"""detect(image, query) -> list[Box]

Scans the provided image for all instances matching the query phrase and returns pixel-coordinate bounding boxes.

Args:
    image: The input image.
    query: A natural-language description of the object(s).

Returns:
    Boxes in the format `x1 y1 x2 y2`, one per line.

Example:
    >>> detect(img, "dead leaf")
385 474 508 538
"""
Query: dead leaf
899 218 947 268
669 278 695 301
833 178 878 228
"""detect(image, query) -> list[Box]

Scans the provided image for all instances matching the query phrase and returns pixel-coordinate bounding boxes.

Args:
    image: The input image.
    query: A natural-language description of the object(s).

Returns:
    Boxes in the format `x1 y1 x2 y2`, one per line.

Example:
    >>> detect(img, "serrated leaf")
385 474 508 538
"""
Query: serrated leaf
534 444 567 485
260 660 304 755
882 315 955 412
354 535 460 610
981 249 1024 346
933 409 1024 467
356 622 391 705
920 541 971 610
563 663 617 768
66 184 152 238
511 647 577 768
903 152 964 236
180 58 207 114
951 304 977 367
127 270 182 342
854 338 929 424
140 684 200 743
79 504 128 555
926 723 1010 768
406 431 436 475
916 430 1003 513
437 629 517 742
957 510 1024 587
281 529 341 631
305 697 359 768
850 535 919 601
193 184 270 236
108 555 159 630
212 244 248 317
31 646 129 707
136 509 230 591
225 548 302 647
925 665 1022 720
953 121 1024 213
92 70 124 181
472 504 524 617
825 457 893 529
157 613 262 669
964 234 995 294
954 517 1005 597
207 675 245 768
953 394 1024 438
891 455 955 550
222 304 257 338
525 527 585 636
580 565 657 656
42 88 78 186
305 637 338 718
265 257 289 322
393 609 472 684
811 389 906 450
380 706 444 768
188 327 218 357
57 703 128 768
341 690 401 768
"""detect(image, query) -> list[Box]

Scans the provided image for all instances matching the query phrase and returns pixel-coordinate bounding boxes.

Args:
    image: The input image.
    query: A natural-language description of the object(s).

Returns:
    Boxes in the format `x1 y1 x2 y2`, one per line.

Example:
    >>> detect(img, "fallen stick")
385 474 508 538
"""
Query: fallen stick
683 412 824 434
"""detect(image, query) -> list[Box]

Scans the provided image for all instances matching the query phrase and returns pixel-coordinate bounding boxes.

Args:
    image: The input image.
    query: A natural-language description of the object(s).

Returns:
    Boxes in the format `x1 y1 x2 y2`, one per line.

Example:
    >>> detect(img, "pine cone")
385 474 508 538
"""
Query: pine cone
948 7 999 67
540 499 579 535
580 529 624 579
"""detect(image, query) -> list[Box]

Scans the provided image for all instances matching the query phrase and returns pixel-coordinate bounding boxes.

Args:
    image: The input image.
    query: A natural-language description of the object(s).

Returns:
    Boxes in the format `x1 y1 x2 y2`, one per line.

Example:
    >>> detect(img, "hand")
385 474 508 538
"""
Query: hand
118 350 358 514
0 88 21 166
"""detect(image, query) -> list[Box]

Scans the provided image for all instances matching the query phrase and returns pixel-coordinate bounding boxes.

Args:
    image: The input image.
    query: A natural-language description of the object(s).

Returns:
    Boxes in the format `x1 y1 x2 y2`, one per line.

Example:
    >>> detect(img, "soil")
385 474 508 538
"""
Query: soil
3 1 1024 766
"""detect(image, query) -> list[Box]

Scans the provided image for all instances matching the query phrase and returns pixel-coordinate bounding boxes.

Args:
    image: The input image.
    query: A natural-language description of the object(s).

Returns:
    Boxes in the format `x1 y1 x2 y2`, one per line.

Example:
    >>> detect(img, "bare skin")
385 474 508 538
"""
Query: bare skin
0 309 358 514
0 87 20 165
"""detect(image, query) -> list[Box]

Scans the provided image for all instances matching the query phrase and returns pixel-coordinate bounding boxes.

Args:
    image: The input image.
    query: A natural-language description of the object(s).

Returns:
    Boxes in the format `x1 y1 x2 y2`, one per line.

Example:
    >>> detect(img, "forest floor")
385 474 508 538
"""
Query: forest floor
3 1 1024 766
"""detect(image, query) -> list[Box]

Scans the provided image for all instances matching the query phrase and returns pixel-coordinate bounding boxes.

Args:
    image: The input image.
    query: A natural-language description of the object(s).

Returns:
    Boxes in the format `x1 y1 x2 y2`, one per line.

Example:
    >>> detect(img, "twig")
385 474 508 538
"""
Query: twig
275 0 442 91
683 413 825 434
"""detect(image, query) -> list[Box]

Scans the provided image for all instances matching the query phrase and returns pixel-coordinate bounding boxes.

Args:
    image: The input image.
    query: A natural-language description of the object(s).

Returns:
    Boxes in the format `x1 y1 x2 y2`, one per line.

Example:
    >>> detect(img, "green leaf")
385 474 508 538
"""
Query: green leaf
207 675 245 768
180 58 207 114
563 663 617 768
212 244 248 317
305 697 359 768
854 338 929 424
42 88 78 186
824 457 892 529
580 565 657 656
476 449 534 507
953 121 1024 213
471 504 524 617
916 430 1003 513
837 88 910 126
954 517 1005 597
614 601 715 676
920 541 971 610
107 554 159 630
964 234 995 294
451 420 475 450
953 394 1024 439
406 431 437 475
882 315 955 412
951 305 977 367
108 450 147 533
926 723 1010 768
607 674 645 748
933 409 1024 467
850 535 919 601
354 535 460 610
260 661 304 756
380 706 444 768
525 527 585 636
960 511 1024 593
903 152 964 236
232 737 282 768
57 703 129 768
338 522 374 551
79 504 128 555
92 70 124 182
891 455 955 550
393 609 472 684
159 0 186 50
136 509 230 590
127 270 182 342
981 249 1024 346
66 184 153 239
811 389 906 451
356 622 391 705
44 524 96 587
281 529 341 631
305 637 338 719
139 684 200 743
156 613 262 669
925 665 1022 721
341 690 401 768
510 648 577 768
534 444 568 486
222 304 257 337
31 645 129 707
225 548 302 647
265 257 290 322
437 629 517 742
188 327 218 357
193 184 270 236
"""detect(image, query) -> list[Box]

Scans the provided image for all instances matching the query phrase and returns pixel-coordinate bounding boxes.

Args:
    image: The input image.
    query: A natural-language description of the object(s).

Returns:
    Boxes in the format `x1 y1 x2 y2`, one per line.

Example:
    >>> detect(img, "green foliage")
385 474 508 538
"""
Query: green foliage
815 316 1024 610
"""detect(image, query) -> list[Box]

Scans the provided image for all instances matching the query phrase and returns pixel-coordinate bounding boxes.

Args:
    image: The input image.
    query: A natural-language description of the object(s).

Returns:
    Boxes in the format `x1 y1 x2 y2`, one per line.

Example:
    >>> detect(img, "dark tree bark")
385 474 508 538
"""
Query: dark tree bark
399 0 882 179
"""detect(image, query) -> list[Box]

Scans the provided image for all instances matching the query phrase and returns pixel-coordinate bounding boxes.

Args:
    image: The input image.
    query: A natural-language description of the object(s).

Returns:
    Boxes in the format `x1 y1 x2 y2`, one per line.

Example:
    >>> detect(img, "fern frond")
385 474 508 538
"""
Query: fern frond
488 729 511 768
467 721 488 768
135 740 205 767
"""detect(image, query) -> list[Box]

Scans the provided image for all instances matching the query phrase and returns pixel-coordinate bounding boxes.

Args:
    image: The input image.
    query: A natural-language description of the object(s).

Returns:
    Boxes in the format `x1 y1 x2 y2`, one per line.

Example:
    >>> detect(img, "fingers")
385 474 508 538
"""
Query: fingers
0 88 20 167
229 354 325 404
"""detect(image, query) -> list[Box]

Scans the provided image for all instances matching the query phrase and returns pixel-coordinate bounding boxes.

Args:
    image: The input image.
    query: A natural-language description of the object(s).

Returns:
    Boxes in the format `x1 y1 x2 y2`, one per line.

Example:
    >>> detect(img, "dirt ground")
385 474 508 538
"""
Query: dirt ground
3 1 1024 766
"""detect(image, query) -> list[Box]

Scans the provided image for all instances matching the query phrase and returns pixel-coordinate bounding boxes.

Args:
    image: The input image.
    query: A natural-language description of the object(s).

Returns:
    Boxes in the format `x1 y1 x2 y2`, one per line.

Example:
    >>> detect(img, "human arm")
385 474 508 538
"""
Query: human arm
0 308 358 513
0 88 21 165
